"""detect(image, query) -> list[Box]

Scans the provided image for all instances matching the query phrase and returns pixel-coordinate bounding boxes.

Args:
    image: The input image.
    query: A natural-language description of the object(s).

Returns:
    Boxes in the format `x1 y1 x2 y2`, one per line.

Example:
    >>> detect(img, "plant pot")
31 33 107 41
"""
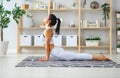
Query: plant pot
22 4 29 9
22 15 34 28
117 48 120 53
85 40 99 46
117 31 120 35
0 41 9 55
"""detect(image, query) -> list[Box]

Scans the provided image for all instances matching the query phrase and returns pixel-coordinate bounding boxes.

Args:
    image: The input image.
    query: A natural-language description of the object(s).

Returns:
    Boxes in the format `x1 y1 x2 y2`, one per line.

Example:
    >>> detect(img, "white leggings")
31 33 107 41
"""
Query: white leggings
50 47 93 61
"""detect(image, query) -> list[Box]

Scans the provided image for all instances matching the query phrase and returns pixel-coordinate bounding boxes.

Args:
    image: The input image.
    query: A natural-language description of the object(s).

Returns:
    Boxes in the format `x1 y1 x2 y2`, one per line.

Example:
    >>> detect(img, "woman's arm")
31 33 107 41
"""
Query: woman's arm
40 29 53 61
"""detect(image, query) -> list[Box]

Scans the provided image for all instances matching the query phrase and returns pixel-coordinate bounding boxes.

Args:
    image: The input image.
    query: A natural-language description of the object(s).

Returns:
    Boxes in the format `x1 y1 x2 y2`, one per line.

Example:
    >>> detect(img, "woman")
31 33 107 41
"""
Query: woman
39 14 110 61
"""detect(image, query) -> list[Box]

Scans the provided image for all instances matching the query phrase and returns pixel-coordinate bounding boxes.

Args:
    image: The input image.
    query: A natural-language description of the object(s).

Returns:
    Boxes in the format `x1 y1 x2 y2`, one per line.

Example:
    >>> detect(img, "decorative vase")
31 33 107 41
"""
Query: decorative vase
0 41 9 55
90 1 99 9
72 0 77 9
84 0 89 8
22 15 34 28
82 0 86 8
22 4 29 9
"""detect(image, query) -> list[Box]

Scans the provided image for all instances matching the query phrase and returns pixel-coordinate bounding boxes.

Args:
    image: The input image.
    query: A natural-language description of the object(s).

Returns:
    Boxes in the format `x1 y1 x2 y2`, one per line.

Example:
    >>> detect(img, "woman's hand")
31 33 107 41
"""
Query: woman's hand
39 56 49 61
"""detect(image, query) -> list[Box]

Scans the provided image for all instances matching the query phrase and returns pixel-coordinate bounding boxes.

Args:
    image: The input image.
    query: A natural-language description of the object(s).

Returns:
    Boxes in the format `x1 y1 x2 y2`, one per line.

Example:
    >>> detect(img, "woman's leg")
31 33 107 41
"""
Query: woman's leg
51 47 92 60
51 47 110 61
69 53 110 61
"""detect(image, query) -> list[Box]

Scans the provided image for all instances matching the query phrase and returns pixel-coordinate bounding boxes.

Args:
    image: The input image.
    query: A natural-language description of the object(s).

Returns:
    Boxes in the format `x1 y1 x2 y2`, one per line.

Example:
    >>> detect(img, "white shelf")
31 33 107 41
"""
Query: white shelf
19 27 78 30
19 27 41 30
50 9 78 11
40 26 78 29
80 46 109 48
28 9 48 11
19 27 109 30
80 27 110 30
20 46 78 48
21 46 44 48
62 46 78 48
81 8 102 11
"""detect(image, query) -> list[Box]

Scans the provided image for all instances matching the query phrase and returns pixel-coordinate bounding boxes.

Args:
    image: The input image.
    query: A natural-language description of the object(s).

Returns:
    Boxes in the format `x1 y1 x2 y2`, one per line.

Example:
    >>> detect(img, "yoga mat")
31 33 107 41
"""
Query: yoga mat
15 56 120 68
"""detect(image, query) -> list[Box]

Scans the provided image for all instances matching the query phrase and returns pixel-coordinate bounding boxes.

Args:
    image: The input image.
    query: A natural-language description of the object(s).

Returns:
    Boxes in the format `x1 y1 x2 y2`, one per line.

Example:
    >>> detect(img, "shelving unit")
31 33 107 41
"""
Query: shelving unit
115 10 120 53
80 0 112 54
17 0 112 54
81 8 102 11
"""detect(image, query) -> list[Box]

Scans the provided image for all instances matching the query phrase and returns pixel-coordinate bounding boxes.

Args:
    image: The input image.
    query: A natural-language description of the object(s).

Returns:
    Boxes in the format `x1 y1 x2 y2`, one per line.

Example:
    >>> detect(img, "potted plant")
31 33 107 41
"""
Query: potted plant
101 3 110 26
117 27 120 35
0 0 26 55
22 0 30 9
85 37 101 46
117 11 120 18
117 44 120 53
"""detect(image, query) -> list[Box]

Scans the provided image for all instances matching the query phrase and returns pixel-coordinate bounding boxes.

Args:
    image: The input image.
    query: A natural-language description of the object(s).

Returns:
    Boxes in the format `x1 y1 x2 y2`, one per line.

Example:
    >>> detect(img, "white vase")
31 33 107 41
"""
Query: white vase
22 15 34 28
84 1 89 8
117 48 120 53
85 40 99 46
0 41 9 55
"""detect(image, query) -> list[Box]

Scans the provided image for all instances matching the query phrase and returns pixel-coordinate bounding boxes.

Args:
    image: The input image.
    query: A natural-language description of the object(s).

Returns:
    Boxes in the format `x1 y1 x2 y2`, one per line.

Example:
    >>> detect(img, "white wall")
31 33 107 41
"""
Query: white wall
1 0 119 53
2 0 24 53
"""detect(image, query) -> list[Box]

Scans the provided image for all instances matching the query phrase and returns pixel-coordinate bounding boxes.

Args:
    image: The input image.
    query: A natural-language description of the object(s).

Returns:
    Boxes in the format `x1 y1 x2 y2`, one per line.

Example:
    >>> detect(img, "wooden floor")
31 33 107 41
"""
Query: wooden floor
0 53 120 78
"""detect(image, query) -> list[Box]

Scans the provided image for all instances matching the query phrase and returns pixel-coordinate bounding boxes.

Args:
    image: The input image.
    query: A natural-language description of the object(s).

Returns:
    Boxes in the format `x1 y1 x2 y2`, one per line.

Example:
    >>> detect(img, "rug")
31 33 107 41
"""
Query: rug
15 56 120 68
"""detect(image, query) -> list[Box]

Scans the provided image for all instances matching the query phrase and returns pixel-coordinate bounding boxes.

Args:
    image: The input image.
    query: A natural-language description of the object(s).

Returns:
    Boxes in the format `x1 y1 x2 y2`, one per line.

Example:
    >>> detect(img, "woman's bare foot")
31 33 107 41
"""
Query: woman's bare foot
100 55 110 61
93 54 110 61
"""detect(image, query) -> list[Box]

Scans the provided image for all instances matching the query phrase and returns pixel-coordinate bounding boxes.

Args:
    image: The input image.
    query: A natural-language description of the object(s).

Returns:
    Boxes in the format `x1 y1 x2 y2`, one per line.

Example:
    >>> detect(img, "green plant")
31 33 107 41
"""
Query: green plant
117 27 120 31
72 0 77 7
101 3 110 26
117 44 120 48
85 37 101 40
0 0 26 41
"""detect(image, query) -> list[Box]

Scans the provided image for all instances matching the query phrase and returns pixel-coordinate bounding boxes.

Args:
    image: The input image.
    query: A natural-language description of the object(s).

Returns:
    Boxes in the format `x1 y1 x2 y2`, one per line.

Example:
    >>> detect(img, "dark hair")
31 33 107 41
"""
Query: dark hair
48 14 61 35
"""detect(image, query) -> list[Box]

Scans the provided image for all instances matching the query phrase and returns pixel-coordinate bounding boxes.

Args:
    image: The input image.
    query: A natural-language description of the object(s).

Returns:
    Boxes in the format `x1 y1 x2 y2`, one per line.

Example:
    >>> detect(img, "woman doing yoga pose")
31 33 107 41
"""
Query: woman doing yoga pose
39 14 110 61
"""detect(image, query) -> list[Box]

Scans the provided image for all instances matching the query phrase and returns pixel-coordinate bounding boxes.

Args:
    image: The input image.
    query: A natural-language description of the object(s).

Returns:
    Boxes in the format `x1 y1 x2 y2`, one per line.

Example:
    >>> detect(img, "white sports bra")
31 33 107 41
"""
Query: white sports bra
40 27 54 44
40 34 54 44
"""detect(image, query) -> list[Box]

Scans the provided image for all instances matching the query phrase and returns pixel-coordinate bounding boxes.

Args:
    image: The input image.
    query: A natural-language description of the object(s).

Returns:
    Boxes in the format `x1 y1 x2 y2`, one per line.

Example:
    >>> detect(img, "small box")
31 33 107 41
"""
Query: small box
66 35 77 46
34 35 44 46
20 35 32 46
53 35 62 46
